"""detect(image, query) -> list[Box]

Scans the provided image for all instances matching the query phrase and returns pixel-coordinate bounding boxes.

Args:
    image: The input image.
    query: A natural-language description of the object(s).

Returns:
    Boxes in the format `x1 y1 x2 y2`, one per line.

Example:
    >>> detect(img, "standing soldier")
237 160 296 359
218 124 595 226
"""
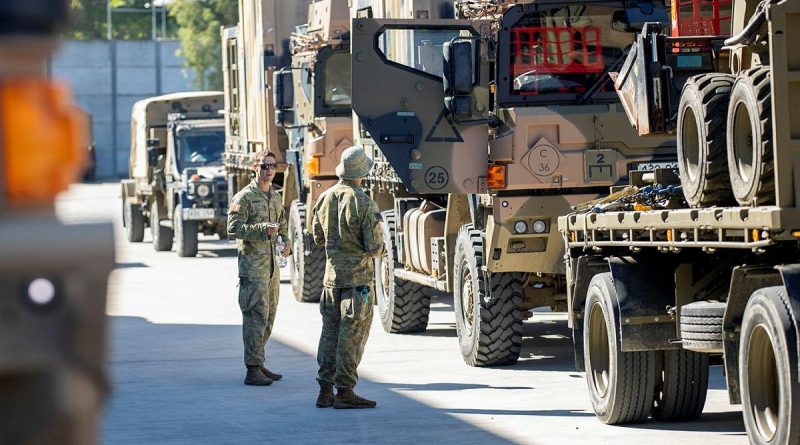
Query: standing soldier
228 150 291 386
312 146 385 409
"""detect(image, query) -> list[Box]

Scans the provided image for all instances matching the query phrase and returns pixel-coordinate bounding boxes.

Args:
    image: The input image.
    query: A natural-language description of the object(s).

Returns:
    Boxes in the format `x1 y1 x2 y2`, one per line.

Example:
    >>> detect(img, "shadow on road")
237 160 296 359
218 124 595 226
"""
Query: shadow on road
618 410 745 434
103 316 519 445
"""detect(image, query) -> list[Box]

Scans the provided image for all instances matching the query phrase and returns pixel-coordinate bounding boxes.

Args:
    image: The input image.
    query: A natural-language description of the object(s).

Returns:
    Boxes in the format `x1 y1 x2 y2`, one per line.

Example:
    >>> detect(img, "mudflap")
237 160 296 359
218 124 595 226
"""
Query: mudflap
722 265 783 404
607 256 681 352
570 255 609 372
778 265 800 387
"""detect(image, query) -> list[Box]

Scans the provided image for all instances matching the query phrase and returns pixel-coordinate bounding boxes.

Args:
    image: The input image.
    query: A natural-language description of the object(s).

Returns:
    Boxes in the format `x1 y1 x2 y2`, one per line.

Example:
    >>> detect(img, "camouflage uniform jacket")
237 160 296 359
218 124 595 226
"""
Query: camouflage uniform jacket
227 179 290 278
312 179 385 288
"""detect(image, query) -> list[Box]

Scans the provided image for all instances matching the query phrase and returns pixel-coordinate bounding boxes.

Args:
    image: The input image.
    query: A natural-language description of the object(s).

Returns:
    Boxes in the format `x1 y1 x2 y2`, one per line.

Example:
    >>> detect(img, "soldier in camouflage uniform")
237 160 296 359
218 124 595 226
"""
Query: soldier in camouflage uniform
228 150 291 386
312 146 385 409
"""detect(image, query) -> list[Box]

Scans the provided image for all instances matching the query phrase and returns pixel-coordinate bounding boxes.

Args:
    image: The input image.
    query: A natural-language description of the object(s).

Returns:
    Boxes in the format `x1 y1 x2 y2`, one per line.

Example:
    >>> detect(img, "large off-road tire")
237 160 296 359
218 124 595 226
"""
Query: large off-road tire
288 200 324 303
740 286 800 445
681 301 726 353
376 210 431 333
584 272 656 424
677 73 736 207
151 201 174 252
175 204 198 257
652 349 709 421
453 224 524 366
727 67 774 206
123 197 145 243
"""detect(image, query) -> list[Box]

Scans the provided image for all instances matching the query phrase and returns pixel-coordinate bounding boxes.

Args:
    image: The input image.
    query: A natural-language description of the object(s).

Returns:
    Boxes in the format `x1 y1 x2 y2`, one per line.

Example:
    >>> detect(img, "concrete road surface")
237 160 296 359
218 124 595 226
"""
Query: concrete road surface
56 183 748 445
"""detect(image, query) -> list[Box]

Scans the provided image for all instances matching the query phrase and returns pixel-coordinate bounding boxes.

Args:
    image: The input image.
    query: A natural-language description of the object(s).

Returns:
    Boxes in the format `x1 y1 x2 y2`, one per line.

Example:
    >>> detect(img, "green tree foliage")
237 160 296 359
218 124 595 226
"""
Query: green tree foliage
168 0 238 90
67 0 158 40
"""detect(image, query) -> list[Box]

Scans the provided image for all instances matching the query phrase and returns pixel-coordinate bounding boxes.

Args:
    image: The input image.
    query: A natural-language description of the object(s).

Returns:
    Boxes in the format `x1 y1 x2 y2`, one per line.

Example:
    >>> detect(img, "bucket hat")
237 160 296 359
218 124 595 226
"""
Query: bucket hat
335 146 374 179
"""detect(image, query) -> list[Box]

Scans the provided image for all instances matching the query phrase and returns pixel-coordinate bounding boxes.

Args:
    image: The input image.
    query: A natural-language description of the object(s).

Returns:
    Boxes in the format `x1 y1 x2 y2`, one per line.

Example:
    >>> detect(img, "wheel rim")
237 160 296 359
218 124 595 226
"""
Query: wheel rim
747 323 780 441
732 101 755 183
460 262 475 333
680 106 701 183
588 301 611 397
378 250 391 308
292 224 302 281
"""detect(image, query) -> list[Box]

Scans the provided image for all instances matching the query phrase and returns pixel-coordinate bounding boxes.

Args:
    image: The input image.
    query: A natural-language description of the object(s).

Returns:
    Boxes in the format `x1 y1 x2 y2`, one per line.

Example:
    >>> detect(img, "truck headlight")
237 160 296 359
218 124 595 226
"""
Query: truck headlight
533 220 547 233
196 183 211 198
514 221 528 234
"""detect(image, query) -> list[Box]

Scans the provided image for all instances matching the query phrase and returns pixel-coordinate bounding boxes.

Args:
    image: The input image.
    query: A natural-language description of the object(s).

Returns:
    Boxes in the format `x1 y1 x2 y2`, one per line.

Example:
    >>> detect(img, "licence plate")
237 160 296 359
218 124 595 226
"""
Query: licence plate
183 208 215 220
631 161 678 171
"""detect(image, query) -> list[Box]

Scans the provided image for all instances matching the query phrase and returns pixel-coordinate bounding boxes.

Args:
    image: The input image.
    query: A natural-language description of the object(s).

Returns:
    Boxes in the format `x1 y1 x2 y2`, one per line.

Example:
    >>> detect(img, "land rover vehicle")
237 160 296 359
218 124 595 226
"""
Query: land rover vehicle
121 92 227 257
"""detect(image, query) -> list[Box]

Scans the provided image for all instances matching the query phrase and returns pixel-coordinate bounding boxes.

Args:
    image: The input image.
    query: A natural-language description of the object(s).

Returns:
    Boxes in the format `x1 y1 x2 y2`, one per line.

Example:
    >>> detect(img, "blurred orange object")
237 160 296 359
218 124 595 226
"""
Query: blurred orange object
1 78 86 205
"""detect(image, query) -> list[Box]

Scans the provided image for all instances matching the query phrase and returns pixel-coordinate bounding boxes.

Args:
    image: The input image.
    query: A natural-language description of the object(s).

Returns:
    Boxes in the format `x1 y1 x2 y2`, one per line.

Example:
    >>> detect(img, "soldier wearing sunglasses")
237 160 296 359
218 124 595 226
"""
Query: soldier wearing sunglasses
227 150 291 386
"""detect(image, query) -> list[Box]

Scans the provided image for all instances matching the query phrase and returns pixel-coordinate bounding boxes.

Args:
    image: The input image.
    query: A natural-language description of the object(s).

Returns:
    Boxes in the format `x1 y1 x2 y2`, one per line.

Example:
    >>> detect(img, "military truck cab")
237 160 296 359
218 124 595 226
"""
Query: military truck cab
121 92 226 257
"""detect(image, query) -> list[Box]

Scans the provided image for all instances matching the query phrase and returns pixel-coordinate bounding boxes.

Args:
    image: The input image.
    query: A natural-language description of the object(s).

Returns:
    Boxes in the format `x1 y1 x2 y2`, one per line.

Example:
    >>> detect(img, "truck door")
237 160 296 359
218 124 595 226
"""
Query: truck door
352 18 490 194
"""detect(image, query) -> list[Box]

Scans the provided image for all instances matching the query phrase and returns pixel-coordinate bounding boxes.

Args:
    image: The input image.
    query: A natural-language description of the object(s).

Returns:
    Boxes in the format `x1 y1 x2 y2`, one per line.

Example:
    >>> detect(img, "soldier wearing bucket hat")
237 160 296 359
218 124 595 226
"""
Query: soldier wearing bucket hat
311 146 384 409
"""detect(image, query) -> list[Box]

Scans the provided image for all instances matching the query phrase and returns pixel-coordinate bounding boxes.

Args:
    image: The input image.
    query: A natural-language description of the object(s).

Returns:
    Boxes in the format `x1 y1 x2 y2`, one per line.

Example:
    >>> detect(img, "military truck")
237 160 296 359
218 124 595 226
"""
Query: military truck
121 92 227 257
350 0 676 366
270 0 353 302
558 0 800 441
0 1 114 443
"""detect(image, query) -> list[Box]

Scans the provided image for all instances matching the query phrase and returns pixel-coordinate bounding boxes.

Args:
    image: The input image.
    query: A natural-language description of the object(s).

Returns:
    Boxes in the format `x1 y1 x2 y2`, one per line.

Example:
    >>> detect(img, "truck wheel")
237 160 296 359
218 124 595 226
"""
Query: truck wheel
681 301 726 353
740 286 800 445
123 197 145 243
376 210 431 333
727 67 774 206
175 204 198 257
652 349 709 421
151 201 173 252
584 272 656 424
453 224 524 366
288 200 324 303
677 73 735 207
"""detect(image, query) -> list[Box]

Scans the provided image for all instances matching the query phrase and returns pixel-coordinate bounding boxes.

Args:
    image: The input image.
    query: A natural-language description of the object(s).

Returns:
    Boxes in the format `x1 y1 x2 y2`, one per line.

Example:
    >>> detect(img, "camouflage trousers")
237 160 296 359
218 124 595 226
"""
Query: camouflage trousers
239 276 279 367
316 286 373 389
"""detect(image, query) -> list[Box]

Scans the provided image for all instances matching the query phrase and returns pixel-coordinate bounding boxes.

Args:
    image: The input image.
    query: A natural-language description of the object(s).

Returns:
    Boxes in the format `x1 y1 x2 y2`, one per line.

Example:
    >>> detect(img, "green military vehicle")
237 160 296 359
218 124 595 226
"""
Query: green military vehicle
558 0 800 441
0 1 114 443
272 0 354 302
350 0 675 366
121 92 227 257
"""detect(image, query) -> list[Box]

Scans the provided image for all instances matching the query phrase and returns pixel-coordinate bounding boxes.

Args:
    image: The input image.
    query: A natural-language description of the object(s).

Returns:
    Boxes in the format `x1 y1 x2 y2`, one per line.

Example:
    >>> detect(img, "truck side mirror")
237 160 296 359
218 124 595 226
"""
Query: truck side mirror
443 39 478 119
273 68 295 126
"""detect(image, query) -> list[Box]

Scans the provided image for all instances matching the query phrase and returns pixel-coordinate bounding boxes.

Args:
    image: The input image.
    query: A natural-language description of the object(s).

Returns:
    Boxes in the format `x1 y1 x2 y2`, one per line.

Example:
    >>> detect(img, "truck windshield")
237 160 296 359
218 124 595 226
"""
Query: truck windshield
177 129 224 168
322 51 352 108
507 3 634 98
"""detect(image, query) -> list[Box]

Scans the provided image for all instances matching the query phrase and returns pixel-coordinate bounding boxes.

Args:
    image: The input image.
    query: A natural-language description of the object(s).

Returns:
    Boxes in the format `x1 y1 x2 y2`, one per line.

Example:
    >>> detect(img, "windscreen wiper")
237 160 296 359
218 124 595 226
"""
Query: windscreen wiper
576 45 630 105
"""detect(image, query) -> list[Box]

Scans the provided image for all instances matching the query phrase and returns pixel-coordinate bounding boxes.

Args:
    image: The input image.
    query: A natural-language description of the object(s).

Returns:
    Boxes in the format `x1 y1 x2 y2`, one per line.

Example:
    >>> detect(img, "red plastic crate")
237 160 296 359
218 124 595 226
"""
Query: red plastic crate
510 25 604 75
671 0 732 36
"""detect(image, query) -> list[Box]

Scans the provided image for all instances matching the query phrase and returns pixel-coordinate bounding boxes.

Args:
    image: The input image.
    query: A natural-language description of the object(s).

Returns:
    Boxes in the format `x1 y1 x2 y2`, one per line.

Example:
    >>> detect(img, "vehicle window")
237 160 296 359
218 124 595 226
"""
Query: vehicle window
322 51 352 108
508 4 631 97
178 130 225 168
378 28 471 78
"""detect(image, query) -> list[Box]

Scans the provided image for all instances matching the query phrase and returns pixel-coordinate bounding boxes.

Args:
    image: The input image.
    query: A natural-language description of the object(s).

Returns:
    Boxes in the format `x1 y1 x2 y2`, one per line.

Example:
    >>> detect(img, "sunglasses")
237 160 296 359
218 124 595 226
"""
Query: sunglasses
259 163 278 170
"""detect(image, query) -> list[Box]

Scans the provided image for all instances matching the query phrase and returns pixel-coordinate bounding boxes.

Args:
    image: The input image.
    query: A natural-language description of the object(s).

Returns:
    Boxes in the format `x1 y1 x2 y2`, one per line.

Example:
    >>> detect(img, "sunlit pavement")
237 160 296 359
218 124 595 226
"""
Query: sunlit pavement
57 183 747 445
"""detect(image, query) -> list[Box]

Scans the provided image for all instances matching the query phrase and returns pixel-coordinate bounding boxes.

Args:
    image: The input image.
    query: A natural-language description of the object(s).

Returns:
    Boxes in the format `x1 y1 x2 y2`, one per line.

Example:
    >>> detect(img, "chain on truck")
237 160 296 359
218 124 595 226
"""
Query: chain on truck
0 1 114 443
559 0 800 441
121 92 228 257
350 0 676 367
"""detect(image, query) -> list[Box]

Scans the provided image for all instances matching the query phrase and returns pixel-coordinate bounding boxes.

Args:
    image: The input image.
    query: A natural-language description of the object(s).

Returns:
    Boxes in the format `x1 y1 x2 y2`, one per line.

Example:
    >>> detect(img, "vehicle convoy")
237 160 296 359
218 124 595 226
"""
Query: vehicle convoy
558 0 800 441
121 92 227 257
349 0 676 366
272 0 354 302
0 1 114 443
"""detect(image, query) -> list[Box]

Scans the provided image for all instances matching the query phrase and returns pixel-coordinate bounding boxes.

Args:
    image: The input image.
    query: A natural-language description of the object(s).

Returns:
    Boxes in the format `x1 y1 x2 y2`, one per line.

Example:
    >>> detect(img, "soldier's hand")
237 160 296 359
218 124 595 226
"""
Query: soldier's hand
281 245 291 257
266 223 278 236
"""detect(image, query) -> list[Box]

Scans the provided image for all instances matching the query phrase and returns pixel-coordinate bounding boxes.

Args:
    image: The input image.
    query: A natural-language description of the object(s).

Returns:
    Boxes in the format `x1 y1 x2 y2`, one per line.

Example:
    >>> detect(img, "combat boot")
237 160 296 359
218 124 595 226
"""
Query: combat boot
260 367 282 381
244 366 273 386
315 381 334 408
333 388 377 409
